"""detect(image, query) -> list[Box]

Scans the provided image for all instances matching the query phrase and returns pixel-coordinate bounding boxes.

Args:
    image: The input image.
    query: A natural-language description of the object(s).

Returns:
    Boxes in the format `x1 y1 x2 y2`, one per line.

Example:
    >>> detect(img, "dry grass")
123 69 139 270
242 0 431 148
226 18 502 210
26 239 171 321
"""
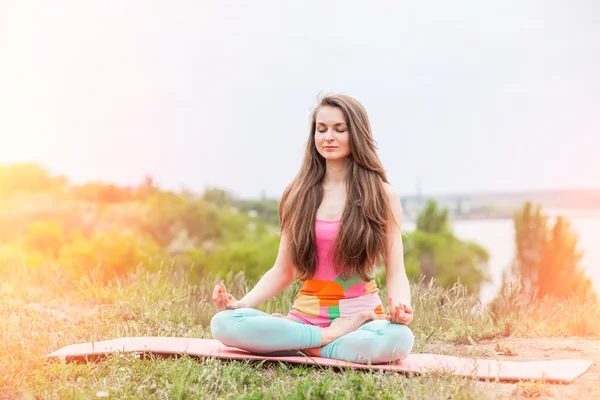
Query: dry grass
1 260 598 399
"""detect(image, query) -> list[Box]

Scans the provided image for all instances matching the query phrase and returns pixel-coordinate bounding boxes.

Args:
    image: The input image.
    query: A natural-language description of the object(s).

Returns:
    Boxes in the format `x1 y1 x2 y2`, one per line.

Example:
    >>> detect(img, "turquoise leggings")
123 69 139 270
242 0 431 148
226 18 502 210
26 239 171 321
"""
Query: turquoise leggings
210 308 414 364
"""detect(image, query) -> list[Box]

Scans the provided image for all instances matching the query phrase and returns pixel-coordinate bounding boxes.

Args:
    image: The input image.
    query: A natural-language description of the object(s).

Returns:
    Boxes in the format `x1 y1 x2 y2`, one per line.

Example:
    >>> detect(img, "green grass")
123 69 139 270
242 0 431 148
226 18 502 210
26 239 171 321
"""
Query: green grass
1 260 598 399
20 355 488 399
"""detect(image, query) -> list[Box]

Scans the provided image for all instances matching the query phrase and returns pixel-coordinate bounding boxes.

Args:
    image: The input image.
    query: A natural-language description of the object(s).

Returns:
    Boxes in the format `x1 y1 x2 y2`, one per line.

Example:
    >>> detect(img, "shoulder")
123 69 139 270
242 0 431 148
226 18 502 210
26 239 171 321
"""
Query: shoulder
382 182 402 220
382 182 401 204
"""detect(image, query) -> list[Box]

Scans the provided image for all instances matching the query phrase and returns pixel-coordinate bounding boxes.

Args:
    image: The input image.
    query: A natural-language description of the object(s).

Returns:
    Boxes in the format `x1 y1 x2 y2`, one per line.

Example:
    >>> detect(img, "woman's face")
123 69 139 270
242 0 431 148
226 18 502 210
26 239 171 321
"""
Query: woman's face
314 106 351 161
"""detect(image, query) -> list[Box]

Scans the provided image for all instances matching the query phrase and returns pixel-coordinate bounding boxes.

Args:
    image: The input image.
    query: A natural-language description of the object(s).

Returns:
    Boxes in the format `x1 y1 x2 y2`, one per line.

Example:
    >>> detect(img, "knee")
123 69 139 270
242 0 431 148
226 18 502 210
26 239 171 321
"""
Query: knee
367 323 414 363
387 324 415 359
210 309 243 343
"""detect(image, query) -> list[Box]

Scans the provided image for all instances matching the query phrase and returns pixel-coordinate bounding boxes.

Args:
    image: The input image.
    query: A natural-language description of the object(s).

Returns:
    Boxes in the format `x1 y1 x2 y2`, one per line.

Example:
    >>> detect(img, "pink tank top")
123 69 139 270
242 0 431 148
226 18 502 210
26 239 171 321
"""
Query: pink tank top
287 218 384 327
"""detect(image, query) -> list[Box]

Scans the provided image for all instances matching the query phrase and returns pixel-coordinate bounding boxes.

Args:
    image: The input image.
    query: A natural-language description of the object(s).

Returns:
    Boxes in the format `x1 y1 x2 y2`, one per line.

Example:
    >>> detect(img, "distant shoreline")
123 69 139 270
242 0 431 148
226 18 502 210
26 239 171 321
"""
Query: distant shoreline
403 208 600 224
400 188 600 223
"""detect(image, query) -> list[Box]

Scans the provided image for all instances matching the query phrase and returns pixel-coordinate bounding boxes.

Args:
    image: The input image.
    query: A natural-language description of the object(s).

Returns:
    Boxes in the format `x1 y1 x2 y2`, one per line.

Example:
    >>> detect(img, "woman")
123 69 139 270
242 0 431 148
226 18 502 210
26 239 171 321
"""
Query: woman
210 94 414 364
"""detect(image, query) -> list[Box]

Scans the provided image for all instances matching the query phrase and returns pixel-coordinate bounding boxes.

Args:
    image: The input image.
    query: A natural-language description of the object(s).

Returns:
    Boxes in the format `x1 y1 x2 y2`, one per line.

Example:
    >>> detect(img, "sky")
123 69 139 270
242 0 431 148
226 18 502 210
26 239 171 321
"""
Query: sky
1 0 599 199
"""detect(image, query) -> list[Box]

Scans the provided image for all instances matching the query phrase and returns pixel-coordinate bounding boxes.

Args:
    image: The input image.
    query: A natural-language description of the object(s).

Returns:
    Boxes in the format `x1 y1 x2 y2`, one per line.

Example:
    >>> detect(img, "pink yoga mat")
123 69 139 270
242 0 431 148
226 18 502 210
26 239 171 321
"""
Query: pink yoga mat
44 337 593 384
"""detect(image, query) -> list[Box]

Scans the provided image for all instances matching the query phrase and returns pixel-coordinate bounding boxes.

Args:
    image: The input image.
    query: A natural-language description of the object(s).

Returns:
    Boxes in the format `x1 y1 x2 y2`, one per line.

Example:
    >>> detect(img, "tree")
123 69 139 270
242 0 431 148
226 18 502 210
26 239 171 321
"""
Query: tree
380 199 490 294
138 191 187 246
70 182 136 203
237 199 281 226
413 200 489 293
135 174 159 200
416 199 449 234
509 202 596 301
511 202 547 294
202 187 232 207
0 163 67 197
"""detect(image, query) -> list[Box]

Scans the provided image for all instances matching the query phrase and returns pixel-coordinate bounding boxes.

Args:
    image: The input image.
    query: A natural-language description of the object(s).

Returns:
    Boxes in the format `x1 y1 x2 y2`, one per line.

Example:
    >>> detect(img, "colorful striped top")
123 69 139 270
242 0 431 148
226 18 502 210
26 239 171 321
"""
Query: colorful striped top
287 218 384 327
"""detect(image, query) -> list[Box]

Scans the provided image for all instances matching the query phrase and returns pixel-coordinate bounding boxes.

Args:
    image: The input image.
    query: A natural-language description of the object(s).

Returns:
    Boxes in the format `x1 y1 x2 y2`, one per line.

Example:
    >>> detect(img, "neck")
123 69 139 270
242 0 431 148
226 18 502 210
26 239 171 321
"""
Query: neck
323 158 350 186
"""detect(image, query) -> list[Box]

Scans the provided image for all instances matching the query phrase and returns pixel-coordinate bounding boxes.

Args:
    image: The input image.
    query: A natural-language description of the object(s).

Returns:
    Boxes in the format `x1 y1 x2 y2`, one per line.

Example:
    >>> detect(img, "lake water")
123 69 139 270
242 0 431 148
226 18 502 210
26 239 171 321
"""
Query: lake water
403 210 600 303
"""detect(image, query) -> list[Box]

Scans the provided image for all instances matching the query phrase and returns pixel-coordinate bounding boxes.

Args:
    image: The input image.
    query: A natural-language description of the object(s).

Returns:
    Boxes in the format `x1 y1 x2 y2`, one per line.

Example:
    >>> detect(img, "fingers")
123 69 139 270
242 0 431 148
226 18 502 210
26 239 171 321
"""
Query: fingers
400 304 413 324
387 296 414 325
221 291 228 305
390 297 403 324
397 303 406 321
213 284 232 310
218 284 229 304
226 301 241 309
212 285 222 309
398 304 406 324
394 304 404 324
399 312 413 325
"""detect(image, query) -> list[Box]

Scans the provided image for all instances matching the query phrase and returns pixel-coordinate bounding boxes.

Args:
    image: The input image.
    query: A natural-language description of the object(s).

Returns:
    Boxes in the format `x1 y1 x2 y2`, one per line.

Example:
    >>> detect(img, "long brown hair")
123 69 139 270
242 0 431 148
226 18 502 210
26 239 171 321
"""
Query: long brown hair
279 94 395 282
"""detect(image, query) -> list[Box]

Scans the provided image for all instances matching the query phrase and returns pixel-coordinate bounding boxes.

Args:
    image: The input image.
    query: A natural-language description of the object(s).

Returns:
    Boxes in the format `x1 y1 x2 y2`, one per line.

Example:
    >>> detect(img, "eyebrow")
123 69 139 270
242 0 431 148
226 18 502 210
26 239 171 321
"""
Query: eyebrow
316 122 347 126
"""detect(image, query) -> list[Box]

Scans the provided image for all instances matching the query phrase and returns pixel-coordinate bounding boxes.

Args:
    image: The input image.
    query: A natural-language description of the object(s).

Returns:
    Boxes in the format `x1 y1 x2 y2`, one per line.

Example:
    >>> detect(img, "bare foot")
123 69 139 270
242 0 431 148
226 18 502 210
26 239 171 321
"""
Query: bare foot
271 312 297 322
320 310 377 346
305 347 321 358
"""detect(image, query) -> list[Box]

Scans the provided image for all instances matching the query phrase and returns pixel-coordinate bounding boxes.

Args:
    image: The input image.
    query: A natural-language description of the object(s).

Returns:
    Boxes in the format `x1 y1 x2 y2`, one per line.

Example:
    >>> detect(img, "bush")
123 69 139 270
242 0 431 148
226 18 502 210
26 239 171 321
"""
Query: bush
400 200 490 294
58 229 163 283
22 219 65 258
184 233 281 281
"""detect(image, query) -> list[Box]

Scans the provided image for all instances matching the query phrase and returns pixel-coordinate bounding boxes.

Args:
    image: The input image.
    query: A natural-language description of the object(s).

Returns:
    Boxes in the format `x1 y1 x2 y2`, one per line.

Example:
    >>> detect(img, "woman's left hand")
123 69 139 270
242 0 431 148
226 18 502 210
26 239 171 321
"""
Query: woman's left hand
385 296 414 325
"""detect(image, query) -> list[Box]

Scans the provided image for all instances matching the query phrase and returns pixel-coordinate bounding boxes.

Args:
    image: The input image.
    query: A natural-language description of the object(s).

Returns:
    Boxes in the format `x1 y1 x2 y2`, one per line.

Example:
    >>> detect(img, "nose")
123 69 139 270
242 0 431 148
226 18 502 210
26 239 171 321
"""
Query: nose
325 129 335 141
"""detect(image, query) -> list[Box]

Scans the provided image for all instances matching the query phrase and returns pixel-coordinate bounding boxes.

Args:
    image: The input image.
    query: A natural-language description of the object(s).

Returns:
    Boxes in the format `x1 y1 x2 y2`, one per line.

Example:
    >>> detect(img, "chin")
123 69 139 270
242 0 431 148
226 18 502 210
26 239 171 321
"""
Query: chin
323 154 349 161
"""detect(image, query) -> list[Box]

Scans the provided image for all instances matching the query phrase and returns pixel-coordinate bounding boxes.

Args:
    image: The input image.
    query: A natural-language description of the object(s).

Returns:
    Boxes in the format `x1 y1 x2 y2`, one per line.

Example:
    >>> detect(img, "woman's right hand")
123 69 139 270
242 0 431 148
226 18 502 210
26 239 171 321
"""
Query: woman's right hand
212 283 247 311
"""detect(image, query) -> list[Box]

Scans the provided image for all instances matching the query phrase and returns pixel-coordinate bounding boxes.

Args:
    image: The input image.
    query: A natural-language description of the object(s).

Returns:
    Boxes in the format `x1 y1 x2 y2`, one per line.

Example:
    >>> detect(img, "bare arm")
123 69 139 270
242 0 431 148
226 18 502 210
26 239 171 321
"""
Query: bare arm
384 184 413 323
238 231 295 308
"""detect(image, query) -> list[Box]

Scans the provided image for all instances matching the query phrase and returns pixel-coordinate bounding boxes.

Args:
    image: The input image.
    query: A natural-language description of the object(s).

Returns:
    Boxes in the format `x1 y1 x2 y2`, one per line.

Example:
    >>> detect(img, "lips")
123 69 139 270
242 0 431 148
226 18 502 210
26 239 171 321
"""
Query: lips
324 147 337 149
